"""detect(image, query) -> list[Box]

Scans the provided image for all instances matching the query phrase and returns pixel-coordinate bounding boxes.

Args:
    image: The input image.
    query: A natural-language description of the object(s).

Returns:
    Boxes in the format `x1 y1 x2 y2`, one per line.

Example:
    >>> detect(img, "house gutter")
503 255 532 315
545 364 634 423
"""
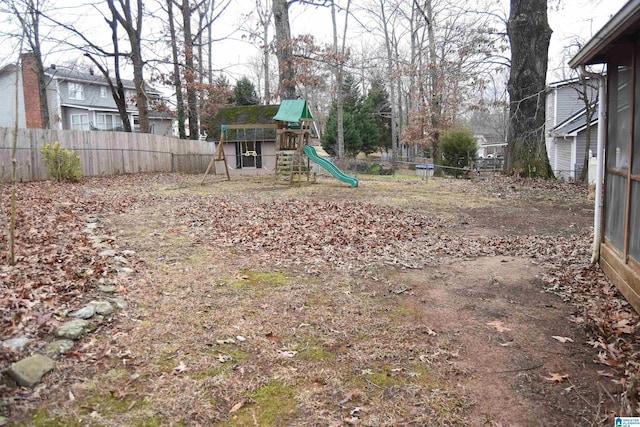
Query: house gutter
577 65 606 264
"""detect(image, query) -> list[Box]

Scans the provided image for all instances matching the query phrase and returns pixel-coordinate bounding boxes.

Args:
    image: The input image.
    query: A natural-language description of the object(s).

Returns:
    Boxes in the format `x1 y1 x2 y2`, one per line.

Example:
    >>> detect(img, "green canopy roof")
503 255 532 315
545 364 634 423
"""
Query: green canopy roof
273 100 313 123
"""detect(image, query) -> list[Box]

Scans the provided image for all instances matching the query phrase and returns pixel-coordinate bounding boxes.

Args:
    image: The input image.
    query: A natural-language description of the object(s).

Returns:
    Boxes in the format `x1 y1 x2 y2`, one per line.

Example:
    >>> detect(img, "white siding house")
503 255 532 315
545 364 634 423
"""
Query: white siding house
0 53 173 136
545 78 598 180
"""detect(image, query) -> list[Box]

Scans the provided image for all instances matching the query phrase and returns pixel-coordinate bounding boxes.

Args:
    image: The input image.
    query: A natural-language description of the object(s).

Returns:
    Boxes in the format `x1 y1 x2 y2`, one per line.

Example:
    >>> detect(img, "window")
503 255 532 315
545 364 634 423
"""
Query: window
68 83 84 100
100 87 108 98
70 114 89 131
607 64 632 171
96 113 122 131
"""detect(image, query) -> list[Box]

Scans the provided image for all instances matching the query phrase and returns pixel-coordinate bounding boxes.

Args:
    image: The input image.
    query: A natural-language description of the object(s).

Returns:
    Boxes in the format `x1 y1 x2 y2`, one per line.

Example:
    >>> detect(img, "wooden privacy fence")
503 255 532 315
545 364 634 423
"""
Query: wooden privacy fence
0 127 218 183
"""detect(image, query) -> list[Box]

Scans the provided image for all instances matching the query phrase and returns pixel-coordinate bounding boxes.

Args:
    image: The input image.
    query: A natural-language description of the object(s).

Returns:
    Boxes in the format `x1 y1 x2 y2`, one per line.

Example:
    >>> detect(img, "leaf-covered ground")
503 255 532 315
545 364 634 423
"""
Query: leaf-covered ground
1 173 639 425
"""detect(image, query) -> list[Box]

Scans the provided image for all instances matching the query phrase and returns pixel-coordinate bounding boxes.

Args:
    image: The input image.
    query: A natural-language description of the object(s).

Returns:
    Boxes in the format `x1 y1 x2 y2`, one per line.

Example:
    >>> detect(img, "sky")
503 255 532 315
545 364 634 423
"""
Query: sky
208 0 631 84
0 0 631 86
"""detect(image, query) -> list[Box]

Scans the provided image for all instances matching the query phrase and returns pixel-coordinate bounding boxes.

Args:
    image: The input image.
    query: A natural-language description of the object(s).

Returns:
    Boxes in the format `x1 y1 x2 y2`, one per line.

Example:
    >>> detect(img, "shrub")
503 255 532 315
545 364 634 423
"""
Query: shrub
39 141 82 182
440 128 477 177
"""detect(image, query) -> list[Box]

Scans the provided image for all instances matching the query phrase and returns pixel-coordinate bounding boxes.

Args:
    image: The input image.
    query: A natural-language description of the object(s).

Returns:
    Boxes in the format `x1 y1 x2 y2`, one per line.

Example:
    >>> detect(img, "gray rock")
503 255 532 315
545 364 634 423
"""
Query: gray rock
99 249 117 257
55 319 93 340
8 354 55 387
118 267 134 276
98 285 117 294
111 298 128 309
121 250 136 257
2 337 30 352
85 222 98 229
113 256 129 266
91 242 111 250
69 305 96 319
43 339 74 355
91 301 114 315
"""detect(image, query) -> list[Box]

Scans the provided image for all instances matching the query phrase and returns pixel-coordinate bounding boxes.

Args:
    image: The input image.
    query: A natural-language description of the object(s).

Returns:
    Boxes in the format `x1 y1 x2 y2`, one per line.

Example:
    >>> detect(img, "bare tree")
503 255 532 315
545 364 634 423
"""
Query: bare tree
2 0 50 129
106 0 150 133
272 0 296 99
166 0 186 138
505 0 553 177
241 0 273 102
331 0 351 158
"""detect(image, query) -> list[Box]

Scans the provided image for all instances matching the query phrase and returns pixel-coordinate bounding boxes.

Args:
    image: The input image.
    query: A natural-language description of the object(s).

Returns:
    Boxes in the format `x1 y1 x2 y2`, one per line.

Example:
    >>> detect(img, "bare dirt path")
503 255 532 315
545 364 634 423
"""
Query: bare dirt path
2 174 622 426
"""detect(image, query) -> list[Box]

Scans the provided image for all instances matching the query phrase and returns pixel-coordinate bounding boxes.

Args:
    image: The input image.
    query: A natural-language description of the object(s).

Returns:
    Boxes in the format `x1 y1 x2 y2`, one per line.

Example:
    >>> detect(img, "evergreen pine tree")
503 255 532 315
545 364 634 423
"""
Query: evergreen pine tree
234 77 259 106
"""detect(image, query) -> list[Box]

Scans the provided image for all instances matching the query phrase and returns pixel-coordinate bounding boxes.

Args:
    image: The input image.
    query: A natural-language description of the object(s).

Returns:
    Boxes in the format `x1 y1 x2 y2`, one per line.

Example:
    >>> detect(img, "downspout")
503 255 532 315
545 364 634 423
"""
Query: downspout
577 65 606 264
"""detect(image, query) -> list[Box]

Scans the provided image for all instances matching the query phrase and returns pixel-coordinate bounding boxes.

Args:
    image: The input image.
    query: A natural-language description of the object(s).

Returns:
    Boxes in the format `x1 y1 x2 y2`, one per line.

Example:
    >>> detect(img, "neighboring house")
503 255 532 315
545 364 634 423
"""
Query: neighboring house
570 0 640 312
0 52 173 136
545 77 598 180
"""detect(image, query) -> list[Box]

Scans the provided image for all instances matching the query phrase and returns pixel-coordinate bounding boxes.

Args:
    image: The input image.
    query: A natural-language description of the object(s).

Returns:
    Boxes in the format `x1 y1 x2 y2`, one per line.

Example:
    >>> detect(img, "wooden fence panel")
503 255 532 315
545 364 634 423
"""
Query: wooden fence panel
0 127 220 182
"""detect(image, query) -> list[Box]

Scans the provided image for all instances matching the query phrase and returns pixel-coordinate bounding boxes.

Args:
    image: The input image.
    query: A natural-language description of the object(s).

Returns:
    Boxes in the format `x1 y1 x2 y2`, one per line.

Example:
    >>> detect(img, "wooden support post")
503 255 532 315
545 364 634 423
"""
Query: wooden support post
200 132 230 185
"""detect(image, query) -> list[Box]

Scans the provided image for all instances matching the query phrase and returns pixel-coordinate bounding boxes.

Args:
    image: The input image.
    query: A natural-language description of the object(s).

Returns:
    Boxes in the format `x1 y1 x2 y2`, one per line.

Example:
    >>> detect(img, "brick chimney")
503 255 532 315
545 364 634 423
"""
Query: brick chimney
20 52 44 129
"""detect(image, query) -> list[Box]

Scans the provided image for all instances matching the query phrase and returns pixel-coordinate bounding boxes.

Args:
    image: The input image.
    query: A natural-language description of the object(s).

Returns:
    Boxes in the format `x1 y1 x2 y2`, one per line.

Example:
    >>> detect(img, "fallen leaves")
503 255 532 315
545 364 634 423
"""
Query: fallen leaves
544 372 571 383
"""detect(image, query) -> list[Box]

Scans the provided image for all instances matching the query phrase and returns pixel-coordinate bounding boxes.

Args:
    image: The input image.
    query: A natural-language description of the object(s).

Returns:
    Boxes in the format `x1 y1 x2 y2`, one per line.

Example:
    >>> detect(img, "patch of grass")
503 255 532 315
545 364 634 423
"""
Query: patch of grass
81 391 146 415
295 338 336 362
189 366 227 380
27 410 84 427
132 416 162 427
231 381 297 426
386 304 422 326
156 344 181 372
230 271 291 296
349 363 440 390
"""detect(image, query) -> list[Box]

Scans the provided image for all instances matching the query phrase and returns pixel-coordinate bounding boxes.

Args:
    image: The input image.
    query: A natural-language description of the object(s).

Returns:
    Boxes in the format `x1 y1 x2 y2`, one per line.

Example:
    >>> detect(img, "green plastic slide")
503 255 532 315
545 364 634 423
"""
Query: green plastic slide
303 145 358 188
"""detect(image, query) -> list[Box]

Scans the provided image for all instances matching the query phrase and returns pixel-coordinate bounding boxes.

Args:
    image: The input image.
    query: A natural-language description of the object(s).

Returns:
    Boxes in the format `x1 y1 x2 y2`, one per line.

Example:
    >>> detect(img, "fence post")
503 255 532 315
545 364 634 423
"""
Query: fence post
171 153 175 173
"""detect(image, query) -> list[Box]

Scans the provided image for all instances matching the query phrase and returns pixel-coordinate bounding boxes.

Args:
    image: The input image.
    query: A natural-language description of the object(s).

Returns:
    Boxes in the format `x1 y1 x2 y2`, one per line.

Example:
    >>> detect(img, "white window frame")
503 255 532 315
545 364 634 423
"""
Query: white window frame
100 86 108 98
96 113 122 131
70 114 89 131
68 82 84 100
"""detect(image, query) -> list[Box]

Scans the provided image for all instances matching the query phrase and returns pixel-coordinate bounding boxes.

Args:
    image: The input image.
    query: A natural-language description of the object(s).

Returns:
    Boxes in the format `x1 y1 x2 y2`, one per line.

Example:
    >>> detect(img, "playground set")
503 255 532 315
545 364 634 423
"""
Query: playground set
201 100 358 188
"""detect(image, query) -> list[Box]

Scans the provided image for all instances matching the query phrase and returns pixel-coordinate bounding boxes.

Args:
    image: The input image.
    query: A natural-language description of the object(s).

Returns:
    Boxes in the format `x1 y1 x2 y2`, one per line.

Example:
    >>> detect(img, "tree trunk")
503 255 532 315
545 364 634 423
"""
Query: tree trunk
505 0 553 177
379 0 398 169
331 0 344 158
30 20 50 128
272 0 295 100
107 0 150 134
181 0 200 139
263 17 270 101
84 17 132 132
168 0 186 138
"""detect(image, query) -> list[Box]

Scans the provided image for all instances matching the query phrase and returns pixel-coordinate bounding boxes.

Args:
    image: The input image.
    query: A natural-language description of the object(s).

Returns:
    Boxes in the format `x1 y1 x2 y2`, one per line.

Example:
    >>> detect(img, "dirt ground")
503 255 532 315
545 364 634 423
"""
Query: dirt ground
1 173 627 426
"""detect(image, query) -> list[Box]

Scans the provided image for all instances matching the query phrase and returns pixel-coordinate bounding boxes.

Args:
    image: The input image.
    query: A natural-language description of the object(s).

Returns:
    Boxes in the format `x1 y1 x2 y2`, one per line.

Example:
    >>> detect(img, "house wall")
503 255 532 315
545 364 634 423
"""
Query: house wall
555 84 597 124
150 118 174 137
55 78 132 110
545 90 557 161
552 137 574 179
221 140 277 175
47 79 63 130
574 123 598 179
0 69 26 129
